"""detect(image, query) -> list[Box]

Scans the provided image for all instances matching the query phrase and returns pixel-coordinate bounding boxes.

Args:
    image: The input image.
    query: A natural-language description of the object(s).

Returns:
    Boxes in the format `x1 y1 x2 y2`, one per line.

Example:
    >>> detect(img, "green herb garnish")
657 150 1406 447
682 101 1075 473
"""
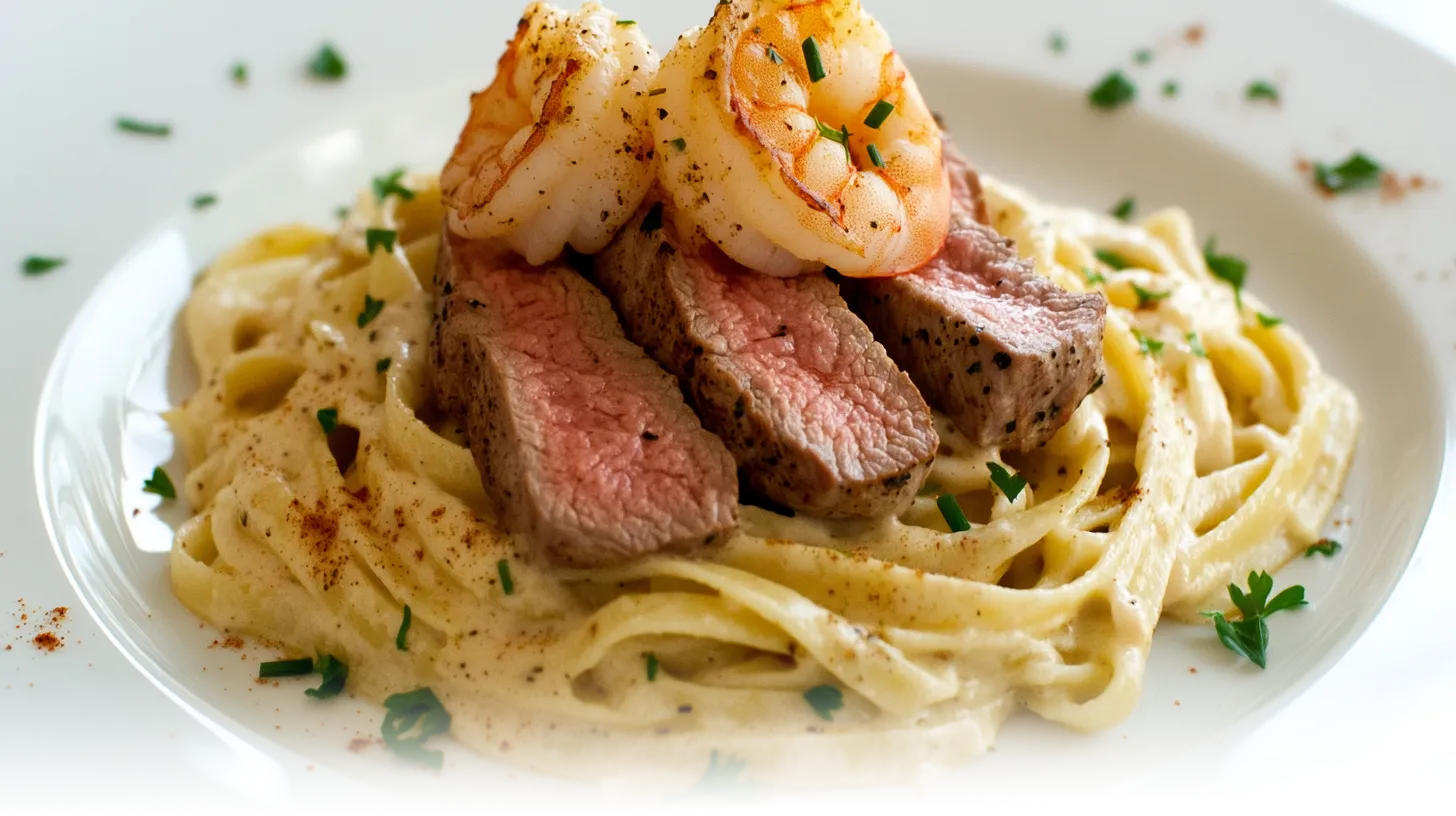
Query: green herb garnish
231 62 248 85
867 143 885 168
371 168 416 203
335 206 350 220
357 294 385 328
1202 236 1247 305
1162 80 1180 98
317 408 339 434
142 466 177 499
306 43 347 81
1201 571 1306 669
652 751 774 810
802 36 826 83
1256 312 1284 328
645 652 659 682
21 256 65 276
1049 31 1067 54
615 19 636 26
1305 539 1342 558
376 357 392 373
1094 249 1131 270
803 684 843 721
668 137 687 152
816 120 847 144
116 117 171 137
1313 152 1383 194
1083 267 1106 285
863 100 895 129
1134 330 1164 356
1187 331 1207 358
640 201 664 233
1133 48 1153 65
305 653 348 698
365 228 397 255
1110 197 1135 221
1131 283 1169 308
986 462 1027 503
192 193 218 210
259 657 313 678
381 687 451 768
766 45 783 64
936 494 971 533
1245 79 1280 103
1089 71 1136 110
497 559 514 595
395 605 412 651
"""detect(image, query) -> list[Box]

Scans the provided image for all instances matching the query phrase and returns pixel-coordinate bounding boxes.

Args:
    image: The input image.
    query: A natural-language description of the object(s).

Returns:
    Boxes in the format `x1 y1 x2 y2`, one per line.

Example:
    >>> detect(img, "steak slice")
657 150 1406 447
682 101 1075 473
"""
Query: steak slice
431 228 738 567
593 203 938 519
840 137 1106 451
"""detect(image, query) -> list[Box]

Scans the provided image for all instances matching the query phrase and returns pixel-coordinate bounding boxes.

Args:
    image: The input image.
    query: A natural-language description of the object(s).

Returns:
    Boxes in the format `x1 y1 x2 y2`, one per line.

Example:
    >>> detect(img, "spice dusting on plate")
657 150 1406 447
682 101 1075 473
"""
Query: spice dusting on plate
1184 24 1205 45
33 632 62 652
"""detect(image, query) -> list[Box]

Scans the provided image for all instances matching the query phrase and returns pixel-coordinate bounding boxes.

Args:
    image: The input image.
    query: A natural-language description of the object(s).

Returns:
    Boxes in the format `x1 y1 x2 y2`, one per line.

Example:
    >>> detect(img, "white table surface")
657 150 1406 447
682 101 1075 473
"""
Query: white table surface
0 0 1450 810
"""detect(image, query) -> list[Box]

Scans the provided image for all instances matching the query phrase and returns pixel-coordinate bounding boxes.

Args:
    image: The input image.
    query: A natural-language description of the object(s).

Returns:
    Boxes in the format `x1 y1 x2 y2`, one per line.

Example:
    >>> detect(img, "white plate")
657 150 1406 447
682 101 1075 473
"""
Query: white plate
7 1 1456 813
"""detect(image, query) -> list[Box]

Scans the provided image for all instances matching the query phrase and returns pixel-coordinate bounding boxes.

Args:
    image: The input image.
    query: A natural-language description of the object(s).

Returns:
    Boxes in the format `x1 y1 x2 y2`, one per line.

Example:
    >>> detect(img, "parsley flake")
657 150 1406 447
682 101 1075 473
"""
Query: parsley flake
986 462 1027 503
305 653 348 698
381 687 451 768
1094 249 1131 270
668 137 687 152
371 168 416 203
259 657 313 678
1133 48 1153 65
645 652 659 682
142 466 177 499
1162 80 1180 98
615 19 636 26
1313 152 1383 195
1245 79 1280 103
1131 283 1169 308
231 62 248 85
395 604 412 651
365 228 397 255
1305 539 1342 558
1049 31 1067 54
1110 197 1136 221
936 494 971 533
376 357 392 373
1187 331 1207 358
803 684 843 720
22 256 65 276
1256 312 1284 328
306 43 347 81
655 751 774 810
1202 236 1247 305
317 408 339 434
357 294 385 328
1089 71 1137 110
1201 571 1306 669
1083 267 1106 285
497 559 515 595
192 193 218 210
1134 329 1164 356
116 117 171 137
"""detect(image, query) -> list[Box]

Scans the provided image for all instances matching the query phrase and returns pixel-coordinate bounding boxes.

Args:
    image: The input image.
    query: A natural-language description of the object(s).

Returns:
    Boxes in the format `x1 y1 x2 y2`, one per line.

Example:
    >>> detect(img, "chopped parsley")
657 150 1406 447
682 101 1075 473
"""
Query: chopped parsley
1133 48 1153 65
1110 197 1136 221
1201 571 1306 669
1187 331 1207 358
395 604 412 651
802 36 826 83
936 494 971 533
1305 539 1342 558
497 559 515 595
1245 79 1280 103
381 687 451 769
142 466 177 499
1134 329 1164 356
1256 312 1284 328
644 652 659 682
376 357 392 373
357 294 385 328
640 201 664 233
305 653 348 698
259 657 313 678
766 45 783 64
615 19 636 26
802 684 843 720
867 143 886 168
316 408 339 434
1202 236 1247 305
652 751 774 810
192 193 218 210
335 206 350 220
668 137 687 152
365 228 397 255
864 100 895 129
306 43 347 81
371 168 416 203
231 62 248 85
1083 267 1106 285
22 256 65 276
1089 71 1136 110
1049 31 1067 54
1131 283 1169 308
1162 80 1180 98
986 462 1027 503
116 117 171 137
1313 152 1383 195
1094 249 1131 270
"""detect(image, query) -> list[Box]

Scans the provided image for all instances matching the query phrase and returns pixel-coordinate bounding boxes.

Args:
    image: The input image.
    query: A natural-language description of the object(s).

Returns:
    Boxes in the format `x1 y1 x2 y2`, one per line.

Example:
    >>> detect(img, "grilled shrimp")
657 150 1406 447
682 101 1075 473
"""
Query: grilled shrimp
652 0 950 278
440 2 659 265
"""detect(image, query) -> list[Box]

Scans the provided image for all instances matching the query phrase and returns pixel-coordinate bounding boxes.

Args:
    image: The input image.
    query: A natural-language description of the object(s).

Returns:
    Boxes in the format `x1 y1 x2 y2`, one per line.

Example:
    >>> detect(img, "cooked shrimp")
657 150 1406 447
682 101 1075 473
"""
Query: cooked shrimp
652 0 950 278
440 2 659 265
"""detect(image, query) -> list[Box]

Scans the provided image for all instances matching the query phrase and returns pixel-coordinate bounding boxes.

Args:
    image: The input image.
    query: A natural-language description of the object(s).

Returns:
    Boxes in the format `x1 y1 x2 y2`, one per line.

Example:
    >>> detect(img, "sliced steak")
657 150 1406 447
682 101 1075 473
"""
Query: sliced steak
840 137 1106 451
431 228 738 567
593 203 938 519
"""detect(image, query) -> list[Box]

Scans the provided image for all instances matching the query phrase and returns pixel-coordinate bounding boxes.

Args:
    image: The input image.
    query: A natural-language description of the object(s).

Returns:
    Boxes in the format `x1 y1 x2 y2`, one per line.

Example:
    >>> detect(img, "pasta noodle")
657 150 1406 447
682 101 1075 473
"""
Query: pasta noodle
165 170 1358 787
